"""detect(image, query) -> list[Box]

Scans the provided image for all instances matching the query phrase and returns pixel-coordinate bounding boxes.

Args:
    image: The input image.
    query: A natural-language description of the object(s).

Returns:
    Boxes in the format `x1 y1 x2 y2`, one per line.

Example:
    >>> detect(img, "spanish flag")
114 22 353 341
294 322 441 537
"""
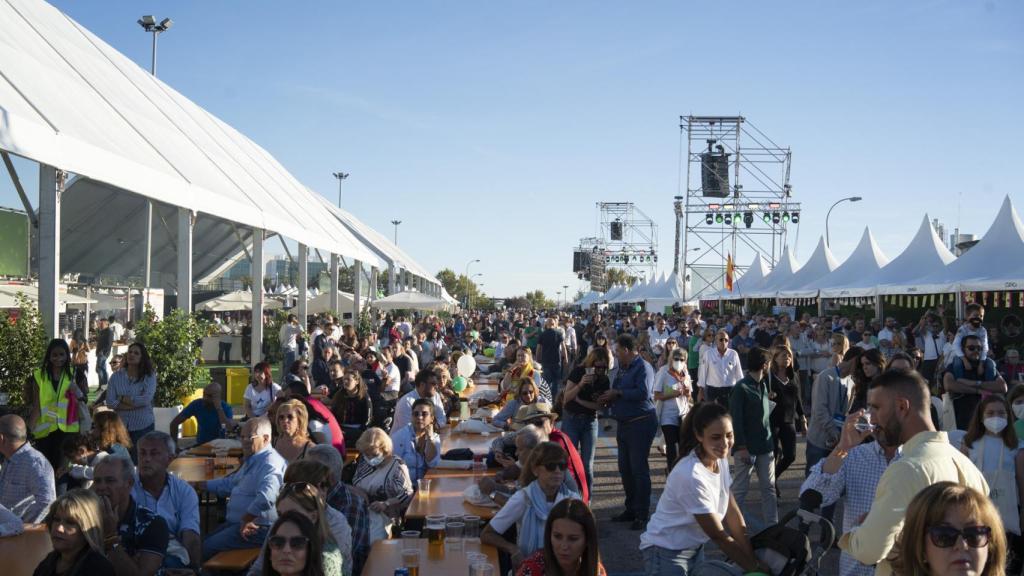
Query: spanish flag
726 253 735 292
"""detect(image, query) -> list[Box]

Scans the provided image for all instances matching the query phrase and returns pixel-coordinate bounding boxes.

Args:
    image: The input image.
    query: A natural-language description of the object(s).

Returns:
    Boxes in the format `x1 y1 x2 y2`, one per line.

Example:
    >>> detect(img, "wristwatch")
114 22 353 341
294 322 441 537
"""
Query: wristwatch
488 491 498 501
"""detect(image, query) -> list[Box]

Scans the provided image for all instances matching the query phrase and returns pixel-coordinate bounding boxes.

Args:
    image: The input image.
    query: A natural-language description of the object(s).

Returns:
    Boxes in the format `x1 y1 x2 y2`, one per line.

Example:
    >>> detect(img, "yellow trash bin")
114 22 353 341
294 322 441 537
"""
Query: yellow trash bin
179 388 204 438
226 368 250 406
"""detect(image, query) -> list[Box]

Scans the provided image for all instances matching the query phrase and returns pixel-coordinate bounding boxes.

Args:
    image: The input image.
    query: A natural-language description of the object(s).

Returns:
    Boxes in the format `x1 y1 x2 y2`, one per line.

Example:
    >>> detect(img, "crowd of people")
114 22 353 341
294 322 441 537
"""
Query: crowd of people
0 302 1022 576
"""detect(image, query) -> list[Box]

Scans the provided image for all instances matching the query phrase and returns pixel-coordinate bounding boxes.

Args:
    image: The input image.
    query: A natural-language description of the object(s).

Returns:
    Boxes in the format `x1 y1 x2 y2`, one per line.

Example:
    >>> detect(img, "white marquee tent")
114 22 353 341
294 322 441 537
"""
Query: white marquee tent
746 247 800 299
816 228 890 299
776 237 839 299
865 215 956 296
709 255 770 300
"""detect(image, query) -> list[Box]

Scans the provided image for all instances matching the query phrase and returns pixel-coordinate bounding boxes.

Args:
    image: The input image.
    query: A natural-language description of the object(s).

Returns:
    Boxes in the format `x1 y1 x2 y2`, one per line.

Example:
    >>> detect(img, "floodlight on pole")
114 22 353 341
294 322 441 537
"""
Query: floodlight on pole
332 172 349 208
464 259 480 308
825 196 863 246
137 15 172 76
390 220 402 245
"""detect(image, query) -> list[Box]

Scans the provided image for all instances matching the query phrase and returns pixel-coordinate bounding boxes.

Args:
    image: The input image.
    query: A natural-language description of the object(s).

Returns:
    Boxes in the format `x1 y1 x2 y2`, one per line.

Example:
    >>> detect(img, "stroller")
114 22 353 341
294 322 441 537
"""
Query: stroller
694 490 835 576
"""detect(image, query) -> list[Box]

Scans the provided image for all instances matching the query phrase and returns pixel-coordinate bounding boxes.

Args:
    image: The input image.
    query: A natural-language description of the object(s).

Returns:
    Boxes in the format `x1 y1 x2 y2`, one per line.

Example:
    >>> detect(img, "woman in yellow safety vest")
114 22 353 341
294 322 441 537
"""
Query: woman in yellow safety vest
24 338 89 470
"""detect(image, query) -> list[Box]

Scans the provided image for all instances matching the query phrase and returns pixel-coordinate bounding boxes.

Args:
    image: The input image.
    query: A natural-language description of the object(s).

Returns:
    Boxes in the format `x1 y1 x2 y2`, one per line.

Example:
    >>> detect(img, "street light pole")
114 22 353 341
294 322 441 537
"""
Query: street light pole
464 259 480 309
390 220 401 245
137 16 172 76
332 172 349 208
825 196 863 246
562 284 569 308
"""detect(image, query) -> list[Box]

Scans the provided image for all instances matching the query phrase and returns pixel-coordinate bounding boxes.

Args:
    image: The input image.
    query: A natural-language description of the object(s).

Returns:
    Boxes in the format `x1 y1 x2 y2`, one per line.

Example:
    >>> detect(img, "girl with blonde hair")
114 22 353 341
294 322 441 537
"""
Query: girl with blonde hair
34 489 115 576
275 399 316 462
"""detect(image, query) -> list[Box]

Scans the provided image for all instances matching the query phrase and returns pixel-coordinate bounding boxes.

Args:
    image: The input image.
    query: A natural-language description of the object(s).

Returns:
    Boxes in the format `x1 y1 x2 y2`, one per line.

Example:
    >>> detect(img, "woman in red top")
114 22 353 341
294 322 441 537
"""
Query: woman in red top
517 498 605 576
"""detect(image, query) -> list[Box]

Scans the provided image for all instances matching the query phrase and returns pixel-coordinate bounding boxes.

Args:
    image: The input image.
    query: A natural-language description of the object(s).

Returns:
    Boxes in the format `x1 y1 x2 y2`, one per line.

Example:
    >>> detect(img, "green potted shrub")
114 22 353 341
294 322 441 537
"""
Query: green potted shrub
0 295 48 410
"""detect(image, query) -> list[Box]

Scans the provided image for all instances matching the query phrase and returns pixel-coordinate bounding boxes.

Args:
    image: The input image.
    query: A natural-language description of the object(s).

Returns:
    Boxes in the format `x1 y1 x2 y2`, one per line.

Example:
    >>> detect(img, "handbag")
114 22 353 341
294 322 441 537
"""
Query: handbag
940 392 957 431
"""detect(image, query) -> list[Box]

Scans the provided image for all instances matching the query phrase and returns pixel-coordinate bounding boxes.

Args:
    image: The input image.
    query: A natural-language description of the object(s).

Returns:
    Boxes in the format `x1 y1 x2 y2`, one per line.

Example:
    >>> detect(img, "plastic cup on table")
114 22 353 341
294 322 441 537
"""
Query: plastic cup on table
417 478 431 496
400 530 421 539
425 515 446 546
466 552 487 576
401 547 421 576
446 521 465 550
462 516 481 541
469 562 494 576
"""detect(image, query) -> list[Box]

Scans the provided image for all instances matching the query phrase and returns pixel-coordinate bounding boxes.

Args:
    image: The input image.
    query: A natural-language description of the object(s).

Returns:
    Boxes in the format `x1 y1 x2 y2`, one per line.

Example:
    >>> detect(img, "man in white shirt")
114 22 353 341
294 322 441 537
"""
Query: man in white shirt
377 348 402 399
279 314 302 382
109 315 125 342
698 330 744 407
391 370 448 432
648 317 671 353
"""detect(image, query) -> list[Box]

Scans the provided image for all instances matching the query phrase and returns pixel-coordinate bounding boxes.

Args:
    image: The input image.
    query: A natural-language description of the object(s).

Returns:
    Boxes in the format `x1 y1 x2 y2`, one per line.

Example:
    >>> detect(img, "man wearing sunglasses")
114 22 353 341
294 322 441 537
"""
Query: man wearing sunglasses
942 334 1007 430
839 370 988 576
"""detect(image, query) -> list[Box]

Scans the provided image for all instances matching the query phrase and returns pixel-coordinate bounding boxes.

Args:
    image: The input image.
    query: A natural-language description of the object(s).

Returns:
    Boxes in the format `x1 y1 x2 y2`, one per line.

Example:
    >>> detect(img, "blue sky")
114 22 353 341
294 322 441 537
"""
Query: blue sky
4 1 1023 300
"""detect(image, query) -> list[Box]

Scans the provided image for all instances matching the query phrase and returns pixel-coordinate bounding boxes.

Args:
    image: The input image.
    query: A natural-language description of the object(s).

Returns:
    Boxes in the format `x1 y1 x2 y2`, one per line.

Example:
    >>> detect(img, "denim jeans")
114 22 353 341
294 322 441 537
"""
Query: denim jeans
96 353 110 386
282 349 297 384
804 441 836 521
542 363 562 399
559 411 598 491
642 544 704 576
202 522 270 562
731 450 778 527
705 386 733 408
616 412 658 519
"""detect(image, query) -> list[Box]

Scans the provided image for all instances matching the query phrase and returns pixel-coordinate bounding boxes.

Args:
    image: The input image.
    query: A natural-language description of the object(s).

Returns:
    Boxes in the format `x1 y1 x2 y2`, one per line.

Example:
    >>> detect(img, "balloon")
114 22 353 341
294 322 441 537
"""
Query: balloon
457 354 477 378
452 376 467 392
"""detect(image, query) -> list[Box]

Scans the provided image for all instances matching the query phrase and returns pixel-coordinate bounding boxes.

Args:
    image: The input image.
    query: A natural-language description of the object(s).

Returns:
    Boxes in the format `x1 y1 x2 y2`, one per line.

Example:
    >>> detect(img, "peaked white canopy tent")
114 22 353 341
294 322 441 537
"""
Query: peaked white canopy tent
776 237 839 299
0 0 438 348
194 289 282 312
745 247 800 299
814 228 890 299
708 255 770 300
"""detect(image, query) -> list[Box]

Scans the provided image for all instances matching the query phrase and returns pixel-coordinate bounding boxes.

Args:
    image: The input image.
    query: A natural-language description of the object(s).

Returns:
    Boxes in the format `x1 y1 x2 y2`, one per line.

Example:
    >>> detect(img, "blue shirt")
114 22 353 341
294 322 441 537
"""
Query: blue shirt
389 424 440 485
179 400 233 445
132 472 200 539
801 441 901 576
610 355 655 421
206 447 286 526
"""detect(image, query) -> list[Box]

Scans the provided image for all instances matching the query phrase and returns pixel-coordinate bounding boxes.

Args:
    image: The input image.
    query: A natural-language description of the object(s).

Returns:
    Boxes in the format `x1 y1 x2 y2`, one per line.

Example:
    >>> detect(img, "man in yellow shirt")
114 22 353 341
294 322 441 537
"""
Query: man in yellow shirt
839 370 988 576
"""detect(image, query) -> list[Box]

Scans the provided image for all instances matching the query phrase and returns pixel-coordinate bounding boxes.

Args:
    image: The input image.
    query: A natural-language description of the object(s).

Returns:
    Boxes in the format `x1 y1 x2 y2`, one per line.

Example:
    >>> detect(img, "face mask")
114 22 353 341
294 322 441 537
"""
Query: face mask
983 416 1008 435
1014 403 1024 420
671 361 685 372
366 454 385 467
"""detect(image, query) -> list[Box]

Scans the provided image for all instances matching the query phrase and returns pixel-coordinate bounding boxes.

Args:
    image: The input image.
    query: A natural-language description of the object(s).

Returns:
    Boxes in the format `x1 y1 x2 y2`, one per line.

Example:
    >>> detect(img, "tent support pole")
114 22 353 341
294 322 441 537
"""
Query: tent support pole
370 267 379 301
144 200 153 288
277 235 293 265
388 263 397 295
251 229 264 369
874 295 883 322
352 260 363 326
230 223 252 262
330 254 340 313
177 208 194 313
38 164 62 338
297 244 308 322
4 152 38 228
817 298 823 318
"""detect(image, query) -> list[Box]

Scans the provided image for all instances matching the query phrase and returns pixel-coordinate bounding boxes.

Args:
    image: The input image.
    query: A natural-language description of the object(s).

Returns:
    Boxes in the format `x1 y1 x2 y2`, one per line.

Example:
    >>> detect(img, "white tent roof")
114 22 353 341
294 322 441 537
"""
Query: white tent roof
746 246 800 299
615 278 649 303
601 284 625 302
574 290 602 307
371 290 447 311
815 228 891 298
440 287 459 305
0 283 97 308
305 291 362 315
195 289 282 312
843 216 954 296
776 237 839 298
905 196 1024 294
646 271 693 310
0 0 387 268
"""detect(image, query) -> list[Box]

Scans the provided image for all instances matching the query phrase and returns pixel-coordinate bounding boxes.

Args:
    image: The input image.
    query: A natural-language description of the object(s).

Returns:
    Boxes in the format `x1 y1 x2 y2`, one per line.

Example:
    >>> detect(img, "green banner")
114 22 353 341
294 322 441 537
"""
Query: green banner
0 209 29 277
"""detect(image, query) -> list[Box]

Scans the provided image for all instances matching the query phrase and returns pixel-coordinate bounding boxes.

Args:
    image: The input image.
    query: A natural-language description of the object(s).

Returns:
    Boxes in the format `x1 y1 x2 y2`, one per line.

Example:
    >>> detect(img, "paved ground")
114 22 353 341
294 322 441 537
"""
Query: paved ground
585 419 841 575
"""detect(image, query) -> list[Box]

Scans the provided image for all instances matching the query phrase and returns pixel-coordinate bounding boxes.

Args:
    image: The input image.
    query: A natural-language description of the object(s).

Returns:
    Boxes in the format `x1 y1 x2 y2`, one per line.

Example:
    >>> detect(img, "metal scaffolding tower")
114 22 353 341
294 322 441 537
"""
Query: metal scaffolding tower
599 202 658 280
679 116 800 300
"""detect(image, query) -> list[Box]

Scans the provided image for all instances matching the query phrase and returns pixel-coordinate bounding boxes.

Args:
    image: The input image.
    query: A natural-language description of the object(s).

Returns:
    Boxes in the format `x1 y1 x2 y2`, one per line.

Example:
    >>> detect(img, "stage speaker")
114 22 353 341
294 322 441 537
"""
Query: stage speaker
610 220 623 240
700 151 730 198
573 251 582 272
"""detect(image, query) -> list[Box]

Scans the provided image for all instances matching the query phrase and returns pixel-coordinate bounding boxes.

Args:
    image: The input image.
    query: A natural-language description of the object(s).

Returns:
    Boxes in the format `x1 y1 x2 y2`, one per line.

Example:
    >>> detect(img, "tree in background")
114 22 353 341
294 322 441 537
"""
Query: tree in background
435 268 486 306
134 307 210 408
0 295 48 408
604 268 639 287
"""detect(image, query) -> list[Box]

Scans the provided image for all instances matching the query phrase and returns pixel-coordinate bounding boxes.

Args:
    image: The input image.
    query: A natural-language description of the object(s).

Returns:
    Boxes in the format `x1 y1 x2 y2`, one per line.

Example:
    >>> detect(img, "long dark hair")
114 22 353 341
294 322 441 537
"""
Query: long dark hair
852 347 885 404
542 498 601 576
963 394 1018 451
42 338 74 382
678 402 730 463
126 342 155 379
261 511 325 576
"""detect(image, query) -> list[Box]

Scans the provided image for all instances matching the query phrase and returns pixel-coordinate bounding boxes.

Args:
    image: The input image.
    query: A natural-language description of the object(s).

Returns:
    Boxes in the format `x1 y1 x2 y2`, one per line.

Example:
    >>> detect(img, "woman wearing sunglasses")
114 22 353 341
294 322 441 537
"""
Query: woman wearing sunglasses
482 442 580 568
274 400 317 463
893 482 1005 576
261 511 326 576
249 481 342 576
389 398 441 486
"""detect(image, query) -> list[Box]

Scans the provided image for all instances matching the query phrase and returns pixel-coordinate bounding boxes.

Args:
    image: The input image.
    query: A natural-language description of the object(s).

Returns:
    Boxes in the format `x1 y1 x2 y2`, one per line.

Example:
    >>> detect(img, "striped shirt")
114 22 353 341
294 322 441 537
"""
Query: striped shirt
105 369 158 432
0 442 56 523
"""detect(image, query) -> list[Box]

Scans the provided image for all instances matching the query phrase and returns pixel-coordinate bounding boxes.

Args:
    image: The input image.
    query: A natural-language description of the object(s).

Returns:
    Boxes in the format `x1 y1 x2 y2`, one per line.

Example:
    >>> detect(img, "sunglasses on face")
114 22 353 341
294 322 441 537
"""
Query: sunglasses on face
542 461 568 472
718 338 729 342
927 525 991 548
268 535 310 551
592 365 608 371
965 346 981 352
411 411 432 418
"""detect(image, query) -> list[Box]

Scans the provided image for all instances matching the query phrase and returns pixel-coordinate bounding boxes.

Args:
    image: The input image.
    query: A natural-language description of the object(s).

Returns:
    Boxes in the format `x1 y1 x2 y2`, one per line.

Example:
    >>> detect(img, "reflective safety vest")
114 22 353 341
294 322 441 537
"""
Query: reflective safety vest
33 368 79 437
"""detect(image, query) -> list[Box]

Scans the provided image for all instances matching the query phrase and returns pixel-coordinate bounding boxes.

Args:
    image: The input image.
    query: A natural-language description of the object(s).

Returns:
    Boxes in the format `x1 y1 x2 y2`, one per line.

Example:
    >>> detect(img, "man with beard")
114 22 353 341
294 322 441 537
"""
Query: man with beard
838 369 988 576
801 406 902 576
942 334 1007 430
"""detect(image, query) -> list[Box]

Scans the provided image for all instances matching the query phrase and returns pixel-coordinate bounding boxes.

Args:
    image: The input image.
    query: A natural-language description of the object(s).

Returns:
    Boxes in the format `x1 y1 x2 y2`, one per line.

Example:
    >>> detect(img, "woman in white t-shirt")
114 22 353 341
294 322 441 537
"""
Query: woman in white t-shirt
639 402 766 576
244 361 282 419
654 348 691 471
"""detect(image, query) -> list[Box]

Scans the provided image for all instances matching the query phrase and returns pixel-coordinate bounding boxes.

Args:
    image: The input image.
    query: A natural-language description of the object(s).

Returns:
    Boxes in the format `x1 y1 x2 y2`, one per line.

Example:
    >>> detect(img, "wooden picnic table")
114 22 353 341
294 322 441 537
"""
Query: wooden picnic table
0 524 52 576
169 456 241 484
185 442 243 458
441 428 501 456
362 538 498 575
404 474 499 521
459 382 498 399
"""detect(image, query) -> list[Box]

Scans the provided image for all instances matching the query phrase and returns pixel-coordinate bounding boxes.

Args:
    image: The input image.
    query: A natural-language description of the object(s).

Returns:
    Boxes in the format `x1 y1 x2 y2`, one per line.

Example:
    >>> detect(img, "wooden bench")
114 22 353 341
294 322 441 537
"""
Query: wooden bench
203 548 261 572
